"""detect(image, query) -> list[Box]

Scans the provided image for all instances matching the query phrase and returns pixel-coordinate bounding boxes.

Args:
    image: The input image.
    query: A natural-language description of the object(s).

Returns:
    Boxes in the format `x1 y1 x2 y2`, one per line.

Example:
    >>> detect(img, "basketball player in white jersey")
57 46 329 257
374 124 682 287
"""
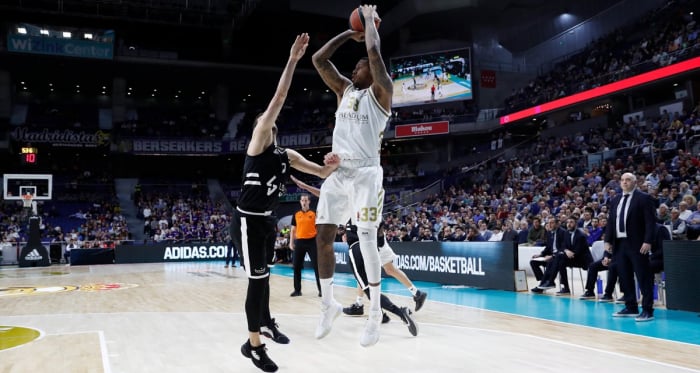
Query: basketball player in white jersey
311 4 392 347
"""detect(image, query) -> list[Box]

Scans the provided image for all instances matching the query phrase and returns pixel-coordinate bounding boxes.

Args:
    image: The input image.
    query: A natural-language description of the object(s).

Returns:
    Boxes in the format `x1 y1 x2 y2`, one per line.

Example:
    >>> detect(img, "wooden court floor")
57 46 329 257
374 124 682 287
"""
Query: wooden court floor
1 262 699 373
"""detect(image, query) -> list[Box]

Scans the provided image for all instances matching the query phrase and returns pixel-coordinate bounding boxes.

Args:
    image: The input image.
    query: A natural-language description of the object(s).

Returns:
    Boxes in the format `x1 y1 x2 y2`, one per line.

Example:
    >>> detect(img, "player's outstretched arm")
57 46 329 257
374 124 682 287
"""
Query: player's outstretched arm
287 150 340 179
248 33 309 155
290 175 321 198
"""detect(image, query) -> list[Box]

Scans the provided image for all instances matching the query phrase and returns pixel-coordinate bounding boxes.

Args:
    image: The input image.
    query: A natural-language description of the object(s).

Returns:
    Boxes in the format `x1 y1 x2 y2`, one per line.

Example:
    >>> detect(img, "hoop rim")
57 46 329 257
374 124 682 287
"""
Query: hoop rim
22 193 33 208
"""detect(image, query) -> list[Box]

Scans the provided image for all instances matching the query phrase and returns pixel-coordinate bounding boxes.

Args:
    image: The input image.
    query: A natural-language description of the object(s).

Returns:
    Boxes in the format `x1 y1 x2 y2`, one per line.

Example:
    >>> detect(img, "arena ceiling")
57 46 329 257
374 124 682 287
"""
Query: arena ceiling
0 0 626 101
1 0 625 58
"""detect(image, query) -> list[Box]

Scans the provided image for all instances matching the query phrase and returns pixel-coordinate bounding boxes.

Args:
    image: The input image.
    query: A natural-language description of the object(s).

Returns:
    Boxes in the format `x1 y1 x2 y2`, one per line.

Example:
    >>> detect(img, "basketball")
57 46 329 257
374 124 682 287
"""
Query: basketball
349 7 380 32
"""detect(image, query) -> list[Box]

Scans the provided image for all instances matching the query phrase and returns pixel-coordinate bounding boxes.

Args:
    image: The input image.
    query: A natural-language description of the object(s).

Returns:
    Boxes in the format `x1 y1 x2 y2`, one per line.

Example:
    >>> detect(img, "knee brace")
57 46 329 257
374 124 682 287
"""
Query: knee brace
357 227 381 283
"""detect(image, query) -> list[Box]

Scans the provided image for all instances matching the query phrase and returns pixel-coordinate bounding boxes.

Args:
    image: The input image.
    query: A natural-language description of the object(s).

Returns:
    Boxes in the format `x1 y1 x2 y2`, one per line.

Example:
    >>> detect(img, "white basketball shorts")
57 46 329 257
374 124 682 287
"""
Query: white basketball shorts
378 240 397 265
316 166 384 230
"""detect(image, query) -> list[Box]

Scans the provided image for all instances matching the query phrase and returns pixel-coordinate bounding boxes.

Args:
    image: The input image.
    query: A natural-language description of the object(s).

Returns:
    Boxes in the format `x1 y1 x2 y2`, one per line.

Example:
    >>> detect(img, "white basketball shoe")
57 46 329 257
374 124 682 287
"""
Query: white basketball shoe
315 300 342 339
360 310 382 347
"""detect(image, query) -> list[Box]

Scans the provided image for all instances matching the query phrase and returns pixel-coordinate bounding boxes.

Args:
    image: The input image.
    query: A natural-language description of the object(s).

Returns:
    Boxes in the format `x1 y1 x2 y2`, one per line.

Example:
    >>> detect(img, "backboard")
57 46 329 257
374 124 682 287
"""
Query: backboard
3 174 53 200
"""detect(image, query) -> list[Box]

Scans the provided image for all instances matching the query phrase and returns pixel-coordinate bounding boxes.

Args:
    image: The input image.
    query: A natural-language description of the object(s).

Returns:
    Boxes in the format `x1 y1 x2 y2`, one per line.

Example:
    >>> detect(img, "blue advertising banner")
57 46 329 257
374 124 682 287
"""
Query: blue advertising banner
115 243 229 263
7 34 114 60
113 241 516 291
331 241 517 291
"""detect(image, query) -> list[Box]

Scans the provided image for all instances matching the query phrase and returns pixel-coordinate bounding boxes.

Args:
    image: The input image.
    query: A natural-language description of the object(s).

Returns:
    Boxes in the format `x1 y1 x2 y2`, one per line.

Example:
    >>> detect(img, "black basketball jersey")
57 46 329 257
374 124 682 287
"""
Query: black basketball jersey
237 144 289 213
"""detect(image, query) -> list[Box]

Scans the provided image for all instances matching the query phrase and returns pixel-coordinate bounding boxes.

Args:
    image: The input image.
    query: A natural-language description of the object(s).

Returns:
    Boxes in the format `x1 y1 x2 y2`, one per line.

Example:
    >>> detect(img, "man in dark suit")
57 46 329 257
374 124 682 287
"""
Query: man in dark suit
556 217 594 294
605 172 657 321
500 220 519 242
530 219 569 293
536 217 593 294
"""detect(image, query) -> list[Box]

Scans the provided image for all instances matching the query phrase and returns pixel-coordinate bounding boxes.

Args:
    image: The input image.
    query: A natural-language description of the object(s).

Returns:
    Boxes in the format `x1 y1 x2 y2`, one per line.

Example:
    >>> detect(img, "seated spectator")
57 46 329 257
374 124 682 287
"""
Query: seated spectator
395 227 411 242
678 199 693 221
667 208 687 240
533 218 593 295
488 225 503 241
418 226 436 241
466 226 485 241
478 220 493 241
437 226 453 241
526 217 546 246
685 201 700 239
584 217 604 245
656 203 671 224
530 219 561 291
450 226 467 241
516 221 530 244
501 220 519 242
69 210 88 219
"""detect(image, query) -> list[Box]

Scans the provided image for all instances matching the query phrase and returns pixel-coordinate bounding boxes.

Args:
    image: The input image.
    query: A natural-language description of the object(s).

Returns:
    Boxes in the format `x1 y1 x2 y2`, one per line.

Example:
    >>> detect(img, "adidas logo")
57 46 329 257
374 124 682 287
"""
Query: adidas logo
251 350 261 361
25 249 43 261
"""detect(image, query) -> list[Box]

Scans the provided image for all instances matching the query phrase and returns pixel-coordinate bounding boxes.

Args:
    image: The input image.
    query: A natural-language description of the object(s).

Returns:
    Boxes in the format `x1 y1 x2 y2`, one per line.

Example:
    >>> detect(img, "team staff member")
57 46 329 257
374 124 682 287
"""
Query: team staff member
232 33 340 373
605 172 657 322
289 191 321 297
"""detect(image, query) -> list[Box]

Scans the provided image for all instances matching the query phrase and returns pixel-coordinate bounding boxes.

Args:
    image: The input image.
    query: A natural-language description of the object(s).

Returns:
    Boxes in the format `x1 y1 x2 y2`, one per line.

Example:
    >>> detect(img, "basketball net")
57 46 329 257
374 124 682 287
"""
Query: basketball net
22 193 33 209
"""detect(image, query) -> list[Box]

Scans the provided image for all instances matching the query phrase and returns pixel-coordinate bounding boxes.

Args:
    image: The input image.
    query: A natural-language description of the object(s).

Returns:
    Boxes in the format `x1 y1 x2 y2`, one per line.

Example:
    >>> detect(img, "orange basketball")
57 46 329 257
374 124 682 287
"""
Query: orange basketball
349 7 380 32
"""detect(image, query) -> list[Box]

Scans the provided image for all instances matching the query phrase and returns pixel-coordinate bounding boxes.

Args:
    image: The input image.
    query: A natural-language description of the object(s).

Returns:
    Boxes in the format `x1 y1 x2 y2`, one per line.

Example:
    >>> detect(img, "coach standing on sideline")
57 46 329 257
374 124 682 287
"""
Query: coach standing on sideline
605 172 657 321
289 191 321 297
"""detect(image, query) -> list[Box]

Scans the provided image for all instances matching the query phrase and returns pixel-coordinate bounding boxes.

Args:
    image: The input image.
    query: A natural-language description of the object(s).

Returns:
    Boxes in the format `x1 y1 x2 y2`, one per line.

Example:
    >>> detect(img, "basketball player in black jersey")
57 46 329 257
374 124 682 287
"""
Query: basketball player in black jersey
344 223 418 337
232 33 341 373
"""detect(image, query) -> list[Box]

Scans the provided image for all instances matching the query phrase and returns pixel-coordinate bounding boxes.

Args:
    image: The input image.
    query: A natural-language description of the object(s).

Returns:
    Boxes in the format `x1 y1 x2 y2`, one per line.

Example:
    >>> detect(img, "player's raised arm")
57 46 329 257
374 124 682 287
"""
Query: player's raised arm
360 5 392 112
248 33 309 156
312 30 358 101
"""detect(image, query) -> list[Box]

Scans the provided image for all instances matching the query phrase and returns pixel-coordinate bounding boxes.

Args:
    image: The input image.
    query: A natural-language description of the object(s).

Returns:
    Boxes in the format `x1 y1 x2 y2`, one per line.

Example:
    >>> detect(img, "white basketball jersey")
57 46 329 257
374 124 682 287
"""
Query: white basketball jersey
333 85 390 161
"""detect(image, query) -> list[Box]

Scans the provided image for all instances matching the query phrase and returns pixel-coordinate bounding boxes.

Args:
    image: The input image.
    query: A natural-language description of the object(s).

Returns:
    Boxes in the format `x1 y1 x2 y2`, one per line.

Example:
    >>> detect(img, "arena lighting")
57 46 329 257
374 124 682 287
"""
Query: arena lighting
17 27 27 34
62 31 71 38
500 56 700 125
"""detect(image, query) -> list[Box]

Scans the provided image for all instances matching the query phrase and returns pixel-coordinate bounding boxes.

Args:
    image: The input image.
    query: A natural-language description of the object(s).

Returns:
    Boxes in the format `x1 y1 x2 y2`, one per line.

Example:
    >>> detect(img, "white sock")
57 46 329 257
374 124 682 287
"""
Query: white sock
408 286 418 296
355 296 364 305
320 278 335 305
368 285 381 313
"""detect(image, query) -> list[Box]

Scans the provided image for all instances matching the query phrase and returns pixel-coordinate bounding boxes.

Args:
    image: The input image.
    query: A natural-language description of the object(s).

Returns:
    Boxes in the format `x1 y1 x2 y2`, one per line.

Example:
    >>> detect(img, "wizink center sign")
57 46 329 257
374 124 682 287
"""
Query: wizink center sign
7 35 114 60
115 243 229 263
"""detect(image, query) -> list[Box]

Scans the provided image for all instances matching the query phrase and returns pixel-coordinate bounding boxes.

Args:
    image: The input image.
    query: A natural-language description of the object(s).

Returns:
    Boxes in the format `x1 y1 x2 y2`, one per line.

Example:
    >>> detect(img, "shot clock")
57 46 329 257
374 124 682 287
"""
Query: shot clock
20 147 38 165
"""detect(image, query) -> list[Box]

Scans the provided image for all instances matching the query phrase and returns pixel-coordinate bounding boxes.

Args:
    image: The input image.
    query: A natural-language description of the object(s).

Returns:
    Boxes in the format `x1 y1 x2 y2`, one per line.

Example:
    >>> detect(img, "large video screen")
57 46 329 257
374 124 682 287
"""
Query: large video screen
389 48 472 108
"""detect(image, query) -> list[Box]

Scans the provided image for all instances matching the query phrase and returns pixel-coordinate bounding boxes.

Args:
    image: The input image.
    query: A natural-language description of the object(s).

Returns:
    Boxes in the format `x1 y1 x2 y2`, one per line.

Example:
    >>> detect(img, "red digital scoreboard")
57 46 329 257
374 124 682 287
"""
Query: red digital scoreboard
20 147 38 165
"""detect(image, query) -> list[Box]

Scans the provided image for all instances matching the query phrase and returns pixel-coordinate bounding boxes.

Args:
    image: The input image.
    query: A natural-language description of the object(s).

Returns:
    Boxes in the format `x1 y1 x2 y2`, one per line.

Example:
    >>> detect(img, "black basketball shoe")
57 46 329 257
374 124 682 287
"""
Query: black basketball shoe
414 290 428 311
241 340 278 372
260 318 290 344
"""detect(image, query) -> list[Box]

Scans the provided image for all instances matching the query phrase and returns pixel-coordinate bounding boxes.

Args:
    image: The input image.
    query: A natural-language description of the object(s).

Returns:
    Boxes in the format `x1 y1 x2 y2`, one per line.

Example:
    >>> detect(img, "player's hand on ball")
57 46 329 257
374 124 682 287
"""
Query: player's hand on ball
349 30 365 42
360 5 379 23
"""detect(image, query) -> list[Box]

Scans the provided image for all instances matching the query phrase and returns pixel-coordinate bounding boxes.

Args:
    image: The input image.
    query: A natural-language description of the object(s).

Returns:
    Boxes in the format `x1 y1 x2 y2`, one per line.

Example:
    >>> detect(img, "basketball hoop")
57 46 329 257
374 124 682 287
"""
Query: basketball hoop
22 193 33 209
